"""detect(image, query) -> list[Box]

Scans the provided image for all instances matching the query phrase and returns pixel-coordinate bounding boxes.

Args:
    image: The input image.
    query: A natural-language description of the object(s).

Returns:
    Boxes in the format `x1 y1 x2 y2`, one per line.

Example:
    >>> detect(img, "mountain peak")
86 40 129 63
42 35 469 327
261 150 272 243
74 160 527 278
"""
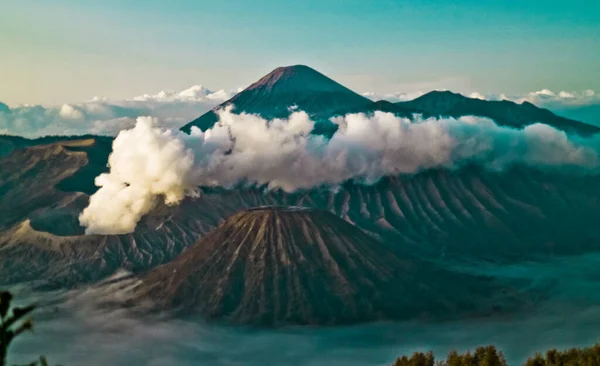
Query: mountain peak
180 65 371 133
272 64 314 73
520 101 539 109
245 64 353 94
420 90 467 100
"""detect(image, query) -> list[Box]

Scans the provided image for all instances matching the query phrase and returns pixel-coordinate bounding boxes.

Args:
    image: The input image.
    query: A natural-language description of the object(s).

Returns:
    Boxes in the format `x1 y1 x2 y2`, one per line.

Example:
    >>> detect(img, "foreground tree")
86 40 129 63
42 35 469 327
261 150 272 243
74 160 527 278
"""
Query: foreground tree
523 343 600 366
0 291 61 366
0 291 35 366
392 351 435 366
393 343 600 366
393 346 507 366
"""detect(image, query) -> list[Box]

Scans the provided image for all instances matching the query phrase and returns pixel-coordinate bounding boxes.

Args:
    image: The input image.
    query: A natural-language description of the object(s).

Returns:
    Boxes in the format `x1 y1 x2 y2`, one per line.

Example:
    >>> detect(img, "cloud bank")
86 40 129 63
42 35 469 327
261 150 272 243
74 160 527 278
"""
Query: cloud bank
0 86 231 138
11 252 600 366
80 108 600 234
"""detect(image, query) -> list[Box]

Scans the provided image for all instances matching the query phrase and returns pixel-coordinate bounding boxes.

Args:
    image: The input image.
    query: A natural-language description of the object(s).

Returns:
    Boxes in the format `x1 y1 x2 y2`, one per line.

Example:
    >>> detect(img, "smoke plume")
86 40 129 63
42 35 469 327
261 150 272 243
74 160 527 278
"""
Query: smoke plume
80 108 600 234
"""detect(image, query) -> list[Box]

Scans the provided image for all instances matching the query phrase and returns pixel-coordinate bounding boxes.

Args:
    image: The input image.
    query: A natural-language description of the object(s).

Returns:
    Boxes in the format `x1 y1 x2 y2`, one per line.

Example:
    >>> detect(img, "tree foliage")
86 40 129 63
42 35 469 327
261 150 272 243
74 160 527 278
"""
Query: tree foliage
0 291 61 366
392 346 507 366
523 343 600 366
392 343 600 366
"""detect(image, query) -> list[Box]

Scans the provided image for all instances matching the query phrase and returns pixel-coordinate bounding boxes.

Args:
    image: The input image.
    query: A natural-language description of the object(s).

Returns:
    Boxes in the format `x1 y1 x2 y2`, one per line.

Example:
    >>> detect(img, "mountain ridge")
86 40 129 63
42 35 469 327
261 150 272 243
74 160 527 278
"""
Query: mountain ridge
398 90 599 135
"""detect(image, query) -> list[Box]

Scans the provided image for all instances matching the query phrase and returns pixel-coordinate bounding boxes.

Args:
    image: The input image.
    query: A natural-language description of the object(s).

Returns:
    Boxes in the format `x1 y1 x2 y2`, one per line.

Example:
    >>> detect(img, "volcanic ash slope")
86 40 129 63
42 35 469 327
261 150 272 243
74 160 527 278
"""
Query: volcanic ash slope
133 207 524 327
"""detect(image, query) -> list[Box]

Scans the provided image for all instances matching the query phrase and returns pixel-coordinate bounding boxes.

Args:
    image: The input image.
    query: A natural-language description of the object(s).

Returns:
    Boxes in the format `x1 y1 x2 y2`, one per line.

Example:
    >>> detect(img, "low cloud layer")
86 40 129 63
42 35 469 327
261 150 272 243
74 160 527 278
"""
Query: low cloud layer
80 108 600 234
0 86 231 138
10 252 600 366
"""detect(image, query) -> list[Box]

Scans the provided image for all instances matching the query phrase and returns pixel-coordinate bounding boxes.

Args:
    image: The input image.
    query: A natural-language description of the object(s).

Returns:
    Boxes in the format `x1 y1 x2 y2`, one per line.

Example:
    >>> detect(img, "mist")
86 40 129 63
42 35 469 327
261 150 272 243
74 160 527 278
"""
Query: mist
79 107 600 234
9 252 600 366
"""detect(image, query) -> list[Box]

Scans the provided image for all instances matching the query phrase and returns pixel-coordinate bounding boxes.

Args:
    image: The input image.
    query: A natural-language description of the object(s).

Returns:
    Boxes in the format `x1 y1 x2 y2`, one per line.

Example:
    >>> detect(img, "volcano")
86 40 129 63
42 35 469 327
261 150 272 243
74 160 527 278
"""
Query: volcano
133 206 522 326
180 65 372 133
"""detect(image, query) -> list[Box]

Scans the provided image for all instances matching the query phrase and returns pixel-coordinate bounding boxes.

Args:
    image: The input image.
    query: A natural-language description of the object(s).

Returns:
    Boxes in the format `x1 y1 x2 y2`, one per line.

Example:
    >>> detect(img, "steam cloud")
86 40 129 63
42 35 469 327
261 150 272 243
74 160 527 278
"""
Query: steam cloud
80 108 600 234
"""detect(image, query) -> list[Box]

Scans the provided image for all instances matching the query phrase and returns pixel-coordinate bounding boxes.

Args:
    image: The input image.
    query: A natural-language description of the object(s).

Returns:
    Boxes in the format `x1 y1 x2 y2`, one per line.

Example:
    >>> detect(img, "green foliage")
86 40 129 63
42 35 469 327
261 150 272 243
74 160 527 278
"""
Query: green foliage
392 351 435 366
393 343 600 366
523 343 600 366
0 291 62 366
0 291 35 366
392 346 507 366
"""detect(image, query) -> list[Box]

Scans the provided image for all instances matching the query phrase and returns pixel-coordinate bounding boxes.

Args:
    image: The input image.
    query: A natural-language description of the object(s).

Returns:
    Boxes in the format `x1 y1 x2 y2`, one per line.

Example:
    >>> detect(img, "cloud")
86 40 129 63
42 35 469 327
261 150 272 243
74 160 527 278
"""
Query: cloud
362 91 425 102
131 85 230 102
58 104 84 120
468 92 486 100
80 108 600 234
0 86 232 138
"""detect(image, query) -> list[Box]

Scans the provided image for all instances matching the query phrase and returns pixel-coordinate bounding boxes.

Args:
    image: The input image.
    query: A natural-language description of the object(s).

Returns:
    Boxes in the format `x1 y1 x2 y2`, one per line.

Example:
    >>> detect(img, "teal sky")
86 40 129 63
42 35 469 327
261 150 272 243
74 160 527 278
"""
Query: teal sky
1 0 599 106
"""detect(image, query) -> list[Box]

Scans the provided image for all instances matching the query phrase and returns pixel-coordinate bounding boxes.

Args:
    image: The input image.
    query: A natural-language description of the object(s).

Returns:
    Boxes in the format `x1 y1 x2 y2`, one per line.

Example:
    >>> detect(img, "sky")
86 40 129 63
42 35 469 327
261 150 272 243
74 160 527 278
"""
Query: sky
1 0 599 107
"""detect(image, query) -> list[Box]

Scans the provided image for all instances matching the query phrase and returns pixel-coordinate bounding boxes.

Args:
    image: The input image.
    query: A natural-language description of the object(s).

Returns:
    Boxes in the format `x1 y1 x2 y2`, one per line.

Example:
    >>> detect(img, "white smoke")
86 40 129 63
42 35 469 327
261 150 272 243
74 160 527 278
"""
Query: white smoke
80 108 600 234
79 116 199 234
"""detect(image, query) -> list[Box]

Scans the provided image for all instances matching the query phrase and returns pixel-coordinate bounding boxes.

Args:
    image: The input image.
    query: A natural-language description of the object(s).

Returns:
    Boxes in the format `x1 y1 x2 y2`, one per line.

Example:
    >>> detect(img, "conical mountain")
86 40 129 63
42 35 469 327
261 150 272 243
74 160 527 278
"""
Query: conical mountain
133 206 522 327
180 65 372 133
398 90 600 135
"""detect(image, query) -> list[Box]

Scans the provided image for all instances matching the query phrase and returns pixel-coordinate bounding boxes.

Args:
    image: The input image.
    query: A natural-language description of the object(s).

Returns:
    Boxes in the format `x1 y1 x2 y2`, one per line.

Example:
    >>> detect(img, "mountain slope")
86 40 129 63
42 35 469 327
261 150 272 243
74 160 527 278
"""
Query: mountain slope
0 134 114 158
398 90 600 135
180 65 372 133
133 207 522 326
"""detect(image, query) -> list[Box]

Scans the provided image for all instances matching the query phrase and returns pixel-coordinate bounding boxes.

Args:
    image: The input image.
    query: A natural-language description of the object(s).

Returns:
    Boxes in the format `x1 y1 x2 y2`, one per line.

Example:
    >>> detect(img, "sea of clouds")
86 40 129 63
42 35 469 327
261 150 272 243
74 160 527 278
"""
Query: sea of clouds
0 85 232 138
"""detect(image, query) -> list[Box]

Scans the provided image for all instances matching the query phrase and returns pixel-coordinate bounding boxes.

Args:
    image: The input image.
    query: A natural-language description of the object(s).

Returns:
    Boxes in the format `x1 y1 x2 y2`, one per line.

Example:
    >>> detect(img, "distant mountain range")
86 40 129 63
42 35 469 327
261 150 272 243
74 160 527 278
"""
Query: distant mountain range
398 90 599 135
181 65 600 136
